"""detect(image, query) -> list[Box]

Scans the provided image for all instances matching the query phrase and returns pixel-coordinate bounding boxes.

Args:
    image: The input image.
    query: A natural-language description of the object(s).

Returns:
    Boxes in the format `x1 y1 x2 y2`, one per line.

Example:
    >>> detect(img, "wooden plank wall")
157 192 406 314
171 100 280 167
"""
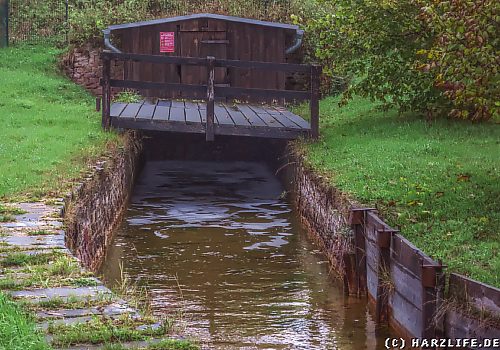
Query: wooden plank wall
227 23 285 97
445 274 500 344
353 207 500 344
359 210 445 340
114 18 293 101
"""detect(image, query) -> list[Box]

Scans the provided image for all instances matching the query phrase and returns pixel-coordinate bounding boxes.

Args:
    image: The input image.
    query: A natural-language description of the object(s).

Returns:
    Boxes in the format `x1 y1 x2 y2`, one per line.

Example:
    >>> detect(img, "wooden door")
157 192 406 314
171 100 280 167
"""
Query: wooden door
179 19 228 98
180 31 228 84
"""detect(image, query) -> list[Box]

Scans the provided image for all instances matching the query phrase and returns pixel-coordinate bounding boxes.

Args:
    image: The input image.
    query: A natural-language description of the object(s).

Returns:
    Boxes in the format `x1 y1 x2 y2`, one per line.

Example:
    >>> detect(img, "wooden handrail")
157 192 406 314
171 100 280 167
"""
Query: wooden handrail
109 79 206 95
101 51 321 140
102 51 208 66
102 51 312 73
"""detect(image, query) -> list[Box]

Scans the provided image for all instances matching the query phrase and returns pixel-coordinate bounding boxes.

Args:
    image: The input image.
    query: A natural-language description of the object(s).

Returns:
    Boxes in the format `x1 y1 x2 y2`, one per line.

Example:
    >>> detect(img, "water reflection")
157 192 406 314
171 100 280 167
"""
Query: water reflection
101 161 390 349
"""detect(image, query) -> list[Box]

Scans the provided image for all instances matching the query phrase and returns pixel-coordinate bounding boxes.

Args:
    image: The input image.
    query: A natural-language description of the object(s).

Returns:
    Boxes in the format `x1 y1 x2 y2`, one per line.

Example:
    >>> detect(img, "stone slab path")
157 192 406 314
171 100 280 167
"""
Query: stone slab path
0 202 194 350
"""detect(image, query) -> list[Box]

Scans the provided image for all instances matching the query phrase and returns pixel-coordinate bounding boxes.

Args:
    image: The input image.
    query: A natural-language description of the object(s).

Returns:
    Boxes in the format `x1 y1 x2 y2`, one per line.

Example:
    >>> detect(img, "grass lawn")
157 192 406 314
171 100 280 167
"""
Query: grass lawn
0 44 118 200
0 43 119 348
295 96 500 287
0 292 50 350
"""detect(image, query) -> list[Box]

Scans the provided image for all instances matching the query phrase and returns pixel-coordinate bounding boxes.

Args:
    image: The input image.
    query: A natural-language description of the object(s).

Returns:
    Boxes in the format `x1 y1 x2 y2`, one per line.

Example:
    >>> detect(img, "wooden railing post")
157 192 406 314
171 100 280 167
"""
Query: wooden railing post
310 65 321 139
206 56 215 142
101 52 111 130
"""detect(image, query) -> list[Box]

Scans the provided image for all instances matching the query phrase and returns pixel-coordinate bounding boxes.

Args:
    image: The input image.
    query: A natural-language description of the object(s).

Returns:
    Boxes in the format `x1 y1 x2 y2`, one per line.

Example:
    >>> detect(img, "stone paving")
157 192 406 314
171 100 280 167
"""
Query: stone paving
0 202 194 350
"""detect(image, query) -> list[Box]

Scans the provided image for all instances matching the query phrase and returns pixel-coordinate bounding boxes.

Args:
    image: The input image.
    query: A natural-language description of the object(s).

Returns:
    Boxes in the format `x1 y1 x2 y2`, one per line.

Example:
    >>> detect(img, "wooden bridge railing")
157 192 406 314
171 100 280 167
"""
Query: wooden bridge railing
101 50 321 141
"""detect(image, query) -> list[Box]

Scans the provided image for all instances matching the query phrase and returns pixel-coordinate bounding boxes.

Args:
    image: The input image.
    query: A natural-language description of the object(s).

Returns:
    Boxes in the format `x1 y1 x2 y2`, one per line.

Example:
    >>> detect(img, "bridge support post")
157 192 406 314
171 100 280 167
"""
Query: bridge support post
206 56 215 142
101 53 111 130
310 65 321 139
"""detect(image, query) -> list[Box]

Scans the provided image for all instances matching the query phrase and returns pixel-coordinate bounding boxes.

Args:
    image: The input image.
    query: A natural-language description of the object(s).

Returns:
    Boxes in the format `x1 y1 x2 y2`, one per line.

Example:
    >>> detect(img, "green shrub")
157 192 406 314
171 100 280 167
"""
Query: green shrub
419 0 499 121
8 0 68 43
293 0 499 121
294 1 442 114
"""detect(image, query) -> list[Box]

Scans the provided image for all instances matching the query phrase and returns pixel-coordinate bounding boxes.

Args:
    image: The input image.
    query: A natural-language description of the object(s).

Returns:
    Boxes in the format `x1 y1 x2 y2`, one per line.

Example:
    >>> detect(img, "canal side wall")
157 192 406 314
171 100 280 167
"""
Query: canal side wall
63 132 142 271
287 149 355 285
288 146 500 345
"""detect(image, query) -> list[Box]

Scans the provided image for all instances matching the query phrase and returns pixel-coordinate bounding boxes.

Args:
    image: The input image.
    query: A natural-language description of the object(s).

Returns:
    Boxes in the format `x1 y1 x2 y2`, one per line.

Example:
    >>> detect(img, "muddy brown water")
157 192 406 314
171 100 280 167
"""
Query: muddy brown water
100 160 391 349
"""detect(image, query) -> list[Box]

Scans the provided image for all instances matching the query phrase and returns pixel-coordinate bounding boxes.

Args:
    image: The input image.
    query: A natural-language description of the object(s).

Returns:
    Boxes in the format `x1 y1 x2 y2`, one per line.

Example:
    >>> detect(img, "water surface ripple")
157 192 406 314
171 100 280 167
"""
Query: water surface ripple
101 161 390 349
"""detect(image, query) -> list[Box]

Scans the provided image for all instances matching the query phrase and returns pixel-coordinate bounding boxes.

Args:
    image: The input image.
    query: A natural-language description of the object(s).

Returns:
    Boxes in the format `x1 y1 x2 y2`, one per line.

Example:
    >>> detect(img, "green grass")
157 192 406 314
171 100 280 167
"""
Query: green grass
1 251 60 267
0 252 94 290
25 293 114 312
0 205 26 222
295 96 500 287
0 293 50 350
102 340 200 350
0 44 118 200
47 316 172 347
27 230 55 236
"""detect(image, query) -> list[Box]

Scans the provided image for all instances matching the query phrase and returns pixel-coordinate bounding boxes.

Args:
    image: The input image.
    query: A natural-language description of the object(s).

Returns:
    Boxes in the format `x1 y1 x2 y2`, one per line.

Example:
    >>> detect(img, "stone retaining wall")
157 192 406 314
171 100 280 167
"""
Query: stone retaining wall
60 44 123 96
287 147 355 283
63 132 142 271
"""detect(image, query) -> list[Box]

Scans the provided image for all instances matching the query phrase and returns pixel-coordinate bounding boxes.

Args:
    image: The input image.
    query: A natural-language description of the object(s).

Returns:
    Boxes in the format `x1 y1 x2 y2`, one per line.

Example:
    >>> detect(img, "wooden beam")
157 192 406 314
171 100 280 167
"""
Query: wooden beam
103 51 208 66
310 65 321 139
349 207 377 296
206 56 215 142
215 58 311 73
215 86 309 101
101 54 111 130
109 79 206 96
102 51 312 73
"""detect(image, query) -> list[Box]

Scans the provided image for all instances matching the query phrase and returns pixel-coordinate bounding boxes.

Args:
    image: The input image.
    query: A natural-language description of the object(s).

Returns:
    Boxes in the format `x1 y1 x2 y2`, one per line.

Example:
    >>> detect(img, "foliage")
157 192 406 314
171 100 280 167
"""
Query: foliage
294 96 500 286
290 1 346 94
114 90 142 103
293 1 442 114
8 0 68 44
0 44 119 200
419 0 499 121
0 205 26 222
68 0 298 45
0 293 50 350
293 0 499 121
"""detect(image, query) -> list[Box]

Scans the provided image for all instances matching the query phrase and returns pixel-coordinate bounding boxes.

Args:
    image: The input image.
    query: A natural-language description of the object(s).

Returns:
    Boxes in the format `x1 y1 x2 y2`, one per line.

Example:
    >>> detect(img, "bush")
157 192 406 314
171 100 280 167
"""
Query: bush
294 0 499 121
69 0 151 46
419 0 499 121
8 0 68 43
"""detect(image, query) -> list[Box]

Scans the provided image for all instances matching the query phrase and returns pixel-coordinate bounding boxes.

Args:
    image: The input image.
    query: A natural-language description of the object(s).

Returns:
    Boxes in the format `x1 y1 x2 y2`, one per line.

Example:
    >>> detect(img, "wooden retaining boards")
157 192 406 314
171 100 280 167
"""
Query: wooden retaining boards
445 274 500 343
352 208 446 340
349 205 500 345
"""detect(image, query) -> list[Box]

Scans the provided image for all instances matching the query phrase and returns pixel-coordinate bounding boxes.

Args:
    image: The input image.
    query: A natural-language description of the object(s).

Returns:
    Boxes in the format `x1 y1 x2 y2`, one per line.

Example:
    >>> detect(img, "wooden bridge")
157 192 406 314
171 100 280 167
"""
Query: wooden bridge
101 51 321 141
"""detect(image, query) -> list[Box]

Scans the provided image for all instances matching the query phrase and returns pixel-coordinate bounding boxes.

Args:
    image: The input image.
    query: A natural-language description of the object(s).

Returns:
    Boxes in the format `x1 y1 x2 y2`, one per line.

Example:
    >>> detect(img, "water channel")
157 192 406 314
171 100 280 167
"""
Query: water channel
100 160 391 349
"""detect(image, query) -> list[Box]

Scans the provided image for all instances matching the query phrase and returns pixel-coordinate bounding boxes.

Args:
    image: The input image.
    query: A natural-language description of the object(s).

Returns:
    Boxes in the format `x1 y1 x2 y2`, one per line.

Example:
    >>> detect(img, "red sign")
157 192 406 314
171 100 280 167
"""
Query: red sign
160 32 175 53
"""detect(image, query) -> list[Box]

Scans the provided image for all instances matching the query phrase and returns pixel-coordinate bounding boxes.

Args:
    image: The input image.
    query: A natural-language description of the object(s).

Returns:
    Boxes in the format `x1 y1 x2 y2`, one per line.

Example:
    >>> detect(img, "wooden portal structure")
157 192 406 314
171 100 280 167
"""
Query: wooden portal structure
101 14 321 141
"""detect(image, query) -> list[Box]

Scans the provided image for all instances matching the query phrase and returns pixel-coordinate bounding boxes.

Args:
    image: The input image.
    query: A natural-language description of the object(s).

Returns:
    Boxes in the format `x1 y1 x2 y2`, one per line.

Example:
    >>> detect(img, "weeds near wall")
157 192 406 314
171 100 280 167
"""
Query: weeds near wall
433 295 500 331
113 261 152 317
378 265 395 299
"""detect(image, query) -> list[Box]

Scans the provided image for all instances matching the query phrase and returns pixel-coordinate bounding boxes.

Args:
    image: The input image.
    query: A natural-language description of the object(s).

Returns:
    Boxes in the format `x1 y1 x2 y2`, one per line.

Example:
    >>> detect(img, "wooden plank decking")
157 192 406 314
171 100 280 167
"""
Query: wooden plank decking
110 100 310 139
